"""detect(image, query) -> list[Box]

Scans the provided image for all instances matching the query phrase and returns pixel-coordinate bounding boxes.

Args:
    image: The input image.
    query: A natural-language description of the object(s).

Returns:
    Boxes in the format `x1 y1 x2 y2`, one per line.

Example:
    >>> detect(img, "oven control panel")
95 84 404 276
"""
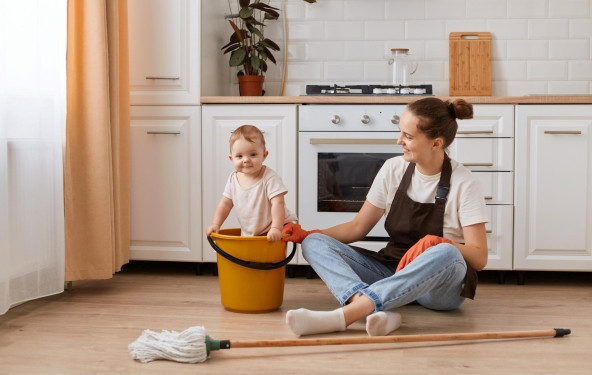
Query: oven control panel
299 105 406 132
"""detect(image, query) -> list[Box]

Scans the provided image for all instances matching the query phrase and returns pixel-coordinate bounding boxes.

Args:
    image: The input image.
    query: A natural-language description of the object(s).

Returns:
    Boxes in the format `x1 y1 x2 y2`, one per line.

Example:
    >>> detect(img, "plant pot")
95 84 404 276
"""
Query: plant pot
238 75 265 96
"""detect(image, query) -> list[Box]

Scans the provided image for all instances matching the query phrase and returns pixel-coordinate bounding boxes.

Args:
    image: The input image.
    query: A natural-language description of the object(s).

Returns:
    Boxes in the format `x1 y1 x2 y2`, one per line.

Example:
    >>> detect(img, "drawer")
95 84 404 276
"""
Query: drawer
448 138 513 171
484 205 513 270
456 105 514 138
472 171 513 205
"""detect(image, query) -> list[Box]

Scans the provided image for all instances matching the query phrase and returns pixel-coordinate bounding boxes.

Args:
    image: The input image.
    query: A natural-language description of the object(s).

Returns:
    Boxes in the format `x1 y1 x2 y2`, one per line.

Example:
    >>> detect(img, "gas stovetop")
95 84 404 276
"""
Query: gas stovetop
306 84 432 96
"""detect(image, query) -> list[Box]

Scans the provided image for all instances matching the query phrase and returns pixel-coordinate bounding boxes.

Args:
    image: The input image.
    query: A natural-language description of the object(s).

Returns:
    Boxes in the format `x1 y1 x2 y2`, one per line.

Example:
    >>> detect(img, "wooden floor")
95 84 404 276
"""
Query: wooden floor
1 262 591 375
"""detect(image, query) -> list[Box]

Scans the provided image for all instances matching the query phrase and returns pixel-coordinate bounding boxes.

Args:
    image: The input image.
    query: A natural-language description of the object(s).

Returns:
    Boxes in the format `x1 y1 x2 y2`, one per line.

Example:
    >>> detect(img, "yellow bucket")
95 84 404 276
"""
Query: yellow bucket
208 228 296 313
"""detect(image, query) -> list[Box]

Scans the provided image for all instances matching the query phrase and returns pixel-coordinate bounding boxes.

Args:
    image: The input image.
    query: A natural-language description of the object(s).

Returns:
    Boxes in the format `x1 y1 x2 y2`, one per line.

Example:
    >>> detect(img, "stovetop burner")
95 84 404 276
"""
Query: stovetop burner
306 84 432 96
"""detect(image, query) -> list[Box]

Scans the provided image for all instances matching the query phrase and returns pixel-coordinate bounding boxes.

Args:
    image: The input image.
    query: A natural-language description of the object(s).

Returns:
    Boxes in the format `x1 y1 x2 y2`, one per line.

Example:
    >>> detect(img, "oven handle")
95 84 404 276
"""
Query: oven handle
309 138 399 145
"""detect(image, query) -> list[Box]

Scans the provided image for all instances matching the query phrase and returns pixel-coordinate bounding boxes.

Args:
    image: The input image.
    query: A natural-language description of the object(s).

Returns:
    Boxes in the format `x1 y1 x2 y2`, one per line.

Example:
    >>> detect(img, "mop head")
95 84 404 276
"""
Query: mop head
128 326 209 363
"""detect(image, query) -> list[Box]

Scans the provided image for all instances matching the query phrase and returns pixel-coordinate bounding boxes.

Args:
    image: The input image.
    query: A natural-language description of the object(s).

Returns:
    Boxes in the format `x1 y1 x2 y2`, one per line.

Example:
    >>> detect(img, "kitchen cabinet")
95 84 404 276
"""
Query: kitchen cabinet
129 105 202 261
127 0 200 105
201 104 298 263
450 104 515 270
128 0 201 262
514 105 592 271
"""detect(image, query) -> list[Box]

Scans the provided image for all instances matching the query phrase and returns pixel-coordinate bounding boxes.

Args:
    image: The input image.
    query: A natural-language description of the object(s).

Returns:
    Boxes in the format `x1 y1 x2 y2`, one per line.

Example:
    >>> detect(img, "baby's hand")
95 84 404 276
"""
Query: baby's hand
206 224 220 236
267 227 282 242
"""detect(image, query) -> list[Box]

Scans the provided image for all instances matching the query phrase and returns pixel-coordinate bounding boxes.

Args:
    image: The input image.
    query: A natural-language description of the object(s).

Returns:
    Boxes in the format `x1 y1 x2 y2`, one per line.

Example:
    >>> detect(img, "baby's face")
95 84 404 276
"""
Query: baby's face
229 137 268 176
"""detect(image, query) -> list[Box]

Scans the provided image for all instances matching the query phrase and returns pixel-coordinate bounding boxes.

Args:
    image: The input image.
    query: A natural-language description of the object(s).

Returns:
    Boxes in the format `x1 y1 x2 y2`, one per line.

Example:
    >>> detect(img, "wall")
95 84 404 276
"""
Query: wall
202 0 592 97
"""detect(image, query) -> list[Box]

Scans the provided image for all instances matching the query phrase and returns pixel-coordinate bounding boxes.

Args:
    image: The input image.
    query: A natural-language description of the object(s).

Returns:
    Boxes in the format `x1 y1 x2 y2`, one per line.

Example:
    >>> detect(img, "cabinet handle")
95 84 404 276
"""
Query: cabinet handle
486 229 492 234
462 163 494 167
310 138 398 145
457 130 494 135
544 130 582 135
484 196 493 200
146 131 181 135
145 76 180 80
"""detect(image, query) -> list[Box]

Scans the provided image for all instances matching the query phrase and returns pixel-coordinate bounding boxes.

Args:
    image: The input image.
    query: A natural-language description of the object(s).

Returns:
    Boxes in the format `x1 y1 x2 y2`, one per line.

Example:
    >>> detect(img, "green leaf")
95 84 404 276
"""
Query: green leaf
261 38 280 51
239 7 253 19
229 48 247 67
262 46 276 64
250 55 261 73
250 3 280 12
221 43 241 54
249 25 264 40
250 3 280 18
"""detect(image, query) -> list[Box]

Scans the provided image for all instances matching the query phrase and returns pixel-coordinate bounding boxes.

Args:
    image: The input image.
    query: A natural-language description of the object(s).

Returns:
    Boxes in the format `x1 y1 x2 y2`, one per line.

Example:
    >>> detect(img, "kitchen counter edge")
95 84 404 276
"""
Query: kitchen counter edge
200 95 592 105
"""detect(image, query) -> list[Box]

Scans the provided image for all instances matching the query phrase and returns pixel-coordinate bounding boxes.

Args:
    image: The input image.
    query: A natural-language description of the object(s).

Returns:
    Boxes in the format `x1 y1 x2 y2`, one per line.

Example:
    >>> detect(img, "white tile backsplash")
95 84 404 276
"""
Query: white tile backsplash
213 0 592 96
529 20 569 39
308 42 345 60
548 81 590 94
549 40 590 60
569 61 592 80
466 0 507 19
385 0 425 19
323 62 364 81
344 0 386 20
549 0 590 18
570 19 592 38
507 40 548 60
325 21 364 40
527 61 568 80
425 0 466 19
345 41 384 60
507 0 548 18
365 21 406 40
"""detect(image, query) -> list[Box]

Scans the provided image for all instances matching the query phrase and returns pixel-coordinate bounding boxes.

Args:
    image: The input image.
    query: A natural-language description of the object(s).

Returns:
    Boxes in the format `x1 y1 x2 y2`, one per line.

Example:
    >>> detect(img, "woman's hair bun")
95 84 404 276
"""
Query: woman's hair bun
448 99 473 120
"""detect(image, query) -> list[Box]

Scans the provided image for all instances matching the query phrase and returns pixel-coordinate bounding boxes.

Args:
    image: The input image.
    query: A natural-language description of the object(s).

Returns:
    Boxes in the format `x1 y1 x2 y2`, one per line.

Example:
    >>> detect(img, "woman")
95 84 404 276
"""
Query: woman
282 97 488 337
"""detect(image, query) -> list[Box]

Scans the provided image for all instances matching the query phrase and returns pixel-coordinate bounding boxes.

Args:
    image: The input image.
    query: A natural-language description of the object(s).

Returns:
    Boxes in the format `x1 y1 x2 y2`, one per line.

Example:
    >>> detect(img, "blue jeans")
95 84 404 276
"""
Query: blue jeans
301 234 467 312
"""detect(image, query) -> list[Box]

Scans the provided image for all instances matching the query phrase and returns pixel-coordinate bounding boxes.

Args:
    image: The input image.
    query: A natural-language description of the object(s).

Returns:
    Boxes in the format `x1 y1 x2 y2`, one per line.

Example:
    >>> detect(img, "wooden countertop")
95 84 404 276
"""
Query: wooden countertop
201 95 592 104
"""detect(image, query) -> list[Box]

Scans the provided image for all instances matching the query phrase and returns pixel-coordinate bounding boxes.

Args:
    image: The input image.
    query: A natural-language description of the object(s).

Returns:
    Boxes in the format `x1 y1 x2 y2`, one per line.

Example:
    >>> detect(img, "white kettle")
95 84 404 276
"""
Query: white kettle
387 48 418 86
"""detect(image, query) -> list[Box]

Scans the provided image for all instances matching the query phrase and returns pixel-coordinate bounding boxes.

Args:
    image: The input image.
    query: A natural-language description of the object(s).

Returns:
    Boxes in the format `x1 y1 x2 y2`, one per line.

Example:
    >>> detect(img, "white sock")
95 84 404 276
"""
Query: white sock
285 308 346 336
365 311 402 336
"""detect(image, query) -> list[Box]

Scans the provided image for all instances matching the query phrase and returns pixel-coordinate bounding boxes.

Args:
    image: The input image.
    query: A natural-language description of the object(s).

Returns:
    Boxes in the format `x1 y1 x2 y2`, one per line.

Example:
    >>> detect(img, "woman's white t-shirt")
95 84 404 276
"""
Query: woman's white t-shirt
366 156 488 243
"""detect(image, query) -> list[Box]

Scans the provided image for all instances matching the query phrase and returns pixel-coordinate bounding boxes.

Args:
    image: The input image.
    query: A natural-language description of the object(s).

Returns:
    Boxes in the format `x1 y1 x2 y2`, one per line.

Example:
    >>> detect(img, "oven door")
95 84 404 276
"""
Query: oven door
299 131 402 238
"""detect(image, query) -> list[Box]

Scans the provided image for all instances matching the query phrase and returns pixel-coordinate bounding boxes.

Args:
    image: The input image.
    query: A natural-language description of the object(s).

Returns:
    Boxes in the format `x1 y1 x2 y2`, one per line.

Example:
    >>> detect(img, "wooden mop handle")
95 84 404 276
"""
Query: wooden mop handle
227 329 570 349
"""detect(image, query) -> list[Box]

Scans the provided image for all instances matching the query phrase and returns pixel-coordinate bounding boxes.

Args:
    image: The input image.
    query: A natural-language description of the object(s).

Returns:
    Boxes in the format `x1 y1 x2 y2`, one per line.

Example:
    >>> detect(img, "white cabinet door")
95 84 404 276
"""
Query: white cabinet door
202 105 297 263
130 106 201 261
127 0 200 105
453 105 515 270
514 105 592 270
485 205 514 270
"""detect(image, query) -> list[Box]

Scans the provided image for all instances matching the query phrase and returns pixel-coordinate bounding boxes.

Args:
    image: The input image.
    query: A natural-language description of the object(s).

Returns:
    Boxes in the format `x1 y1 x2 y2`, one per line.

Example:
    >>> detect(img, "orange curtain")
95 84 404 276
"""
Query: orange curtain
65 0 130 281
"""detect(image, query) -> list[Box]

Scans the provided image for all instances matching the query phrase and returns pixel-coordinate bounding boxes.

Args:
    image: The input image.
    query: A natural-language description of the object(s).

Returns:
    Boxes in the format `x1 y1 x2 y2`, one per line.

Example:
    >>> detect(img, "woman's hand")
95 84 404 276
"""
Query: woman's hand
396 234 453 272
281 223 321 243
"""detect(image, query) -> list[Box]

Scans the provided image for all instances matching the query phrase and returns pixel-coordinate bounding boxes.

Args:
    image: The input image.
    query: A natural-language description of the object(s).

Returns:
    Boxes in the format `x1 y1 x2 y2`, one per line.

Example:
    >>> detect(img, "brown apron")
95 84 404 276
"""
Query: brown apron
354 155 477 299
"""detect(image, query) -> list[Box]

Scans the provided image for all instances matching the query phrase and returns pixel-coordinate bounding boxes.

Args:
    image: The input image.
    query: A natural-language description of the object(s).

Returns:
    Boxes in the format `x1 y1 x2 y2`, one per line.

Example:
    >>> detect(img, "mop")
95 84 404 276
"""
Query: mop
128 326 571 363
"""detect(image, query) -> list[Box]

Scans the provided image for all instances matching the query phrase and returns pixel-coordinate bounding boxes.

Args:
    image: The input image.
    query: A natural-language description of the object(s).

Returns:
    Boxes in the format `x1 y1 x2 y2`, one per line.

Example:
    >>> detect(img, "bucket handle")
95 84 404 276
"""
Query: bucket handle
207 236 297 270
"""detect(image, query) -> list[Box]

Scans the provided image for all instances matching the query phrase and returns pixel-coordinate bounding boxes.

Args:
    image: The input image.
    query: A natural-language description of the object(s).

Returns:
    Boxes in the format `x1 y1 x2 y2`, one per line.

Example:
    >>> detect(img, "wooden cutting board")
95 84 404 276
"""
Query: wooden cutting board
449 32 491 96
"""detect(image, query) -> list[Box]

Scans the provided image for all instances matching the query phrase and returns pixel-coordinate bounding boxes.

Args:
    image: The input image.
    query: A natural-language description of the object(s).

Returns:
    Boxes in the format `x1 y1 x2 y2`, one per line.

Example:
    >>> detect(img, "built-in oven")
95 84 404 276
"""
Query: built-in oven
298 105 406 250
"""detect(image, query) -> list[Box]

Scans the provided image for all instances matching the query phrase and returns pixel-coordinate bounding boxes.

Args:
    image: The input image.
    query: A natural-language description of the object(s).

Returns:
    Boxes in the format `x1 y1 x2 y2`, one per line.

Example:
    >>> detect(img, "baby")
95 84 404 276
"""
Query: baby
206 125 297 241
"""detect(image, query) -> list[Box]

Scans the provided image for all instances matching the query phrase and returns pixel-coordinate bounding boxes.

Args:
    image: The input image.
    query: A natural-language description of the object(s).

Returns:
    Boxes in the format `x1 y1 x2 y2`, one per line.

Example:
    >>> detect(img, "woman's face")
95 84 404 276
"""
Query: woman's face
396 110 439 164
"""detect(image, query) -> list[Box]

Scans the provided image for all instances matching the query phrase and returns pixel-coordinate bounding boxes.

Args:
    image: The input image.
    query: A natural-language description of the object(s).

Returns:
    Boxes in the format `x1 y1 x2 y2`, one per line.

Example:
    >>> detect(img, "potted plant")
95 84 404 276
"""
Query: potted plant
222 0 317 96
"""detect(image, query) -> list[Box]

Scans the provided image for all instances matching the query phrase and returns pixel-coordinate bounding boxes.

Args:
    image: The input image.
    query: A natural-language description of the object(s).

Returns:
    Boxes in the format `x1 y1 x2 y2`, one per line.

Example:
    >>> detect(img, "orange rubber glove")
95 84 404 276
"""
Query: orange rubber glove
281 223 322 243
396 234 453 273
